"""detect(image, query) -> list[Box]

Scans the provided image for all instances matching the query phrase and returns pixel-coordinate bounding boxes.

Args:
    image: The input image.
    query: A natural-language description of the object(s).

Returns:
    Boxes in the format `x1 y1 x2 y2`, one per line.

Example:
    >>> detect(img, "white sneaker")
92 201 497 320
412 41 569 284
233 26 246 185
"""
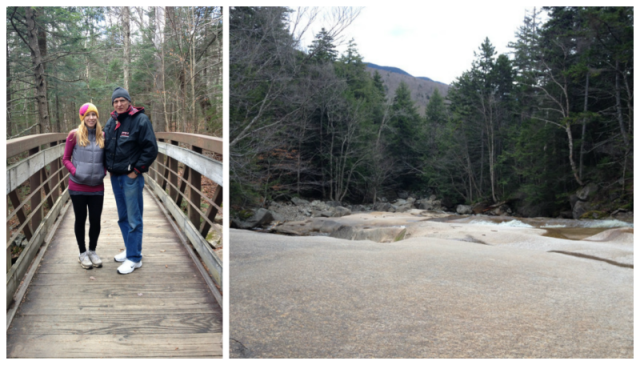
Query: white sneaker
117 259 142 275
79 252 93 270
114 250 127 262
87 250 102 268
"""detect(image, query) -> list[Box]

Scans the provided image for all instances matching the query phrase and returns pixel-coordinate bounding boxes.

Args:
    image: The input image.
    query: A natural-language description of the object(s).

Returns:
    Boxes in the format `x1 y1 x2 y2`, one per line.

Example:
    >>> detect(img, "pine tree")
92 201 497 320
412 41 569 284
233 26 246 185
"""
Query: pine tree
308 28 338 63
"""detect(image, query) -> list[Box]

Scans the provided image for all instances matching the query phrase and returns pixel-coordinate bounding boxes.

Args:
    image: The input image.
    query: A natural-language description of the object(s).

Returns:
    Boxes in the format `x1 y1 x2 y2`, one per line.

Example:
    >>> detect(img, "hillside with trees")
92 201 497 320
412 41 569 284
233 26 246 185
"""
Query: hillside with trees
230 6 633 219
364 64 450 115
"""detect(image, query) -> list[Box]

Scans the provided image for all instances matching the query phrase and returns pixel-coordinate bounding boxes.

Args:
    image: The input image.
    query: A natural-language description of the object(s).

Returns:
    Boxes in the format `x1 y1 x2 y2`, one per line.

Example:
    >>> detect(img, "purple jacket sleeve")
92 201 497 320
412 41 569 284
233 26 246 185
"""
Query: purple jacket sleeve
62 131 77 176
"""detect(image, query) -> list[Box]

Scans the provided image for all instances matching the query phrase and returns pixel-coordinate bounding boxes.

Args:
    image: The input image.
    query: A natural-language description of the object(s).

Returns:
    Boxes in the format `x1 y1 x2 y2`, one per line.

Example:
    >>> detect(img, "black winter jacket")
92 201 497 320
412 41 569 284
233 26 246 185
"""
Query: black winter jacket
104 106 158 175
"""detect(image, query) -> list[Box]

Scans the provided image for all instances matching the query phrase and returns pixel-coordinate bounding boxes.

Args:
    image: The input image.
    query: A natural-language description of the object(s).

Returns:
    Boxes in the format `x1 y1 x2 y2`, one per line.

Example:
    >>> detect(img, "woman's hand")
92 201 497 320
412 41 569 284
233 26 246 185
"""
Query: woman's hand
127 171 137 179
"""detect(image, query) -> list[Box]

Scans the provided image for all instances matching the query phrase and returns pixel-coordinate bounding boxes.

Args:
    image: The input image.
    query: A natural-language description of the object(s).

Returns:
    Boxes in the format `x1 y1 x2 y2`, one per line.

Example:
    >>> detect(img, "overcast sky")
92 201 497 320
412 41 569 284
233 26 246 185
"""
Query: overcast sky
294 5 547 85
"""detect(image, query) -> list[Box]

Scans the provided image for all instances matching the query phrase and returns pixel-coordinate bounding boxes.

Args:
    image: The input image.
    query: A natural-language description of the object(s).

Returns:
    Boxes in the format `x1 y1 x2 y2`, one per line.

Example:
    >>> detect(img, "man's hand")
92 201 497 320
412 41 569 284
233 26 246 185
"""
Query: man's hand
127 171 138 179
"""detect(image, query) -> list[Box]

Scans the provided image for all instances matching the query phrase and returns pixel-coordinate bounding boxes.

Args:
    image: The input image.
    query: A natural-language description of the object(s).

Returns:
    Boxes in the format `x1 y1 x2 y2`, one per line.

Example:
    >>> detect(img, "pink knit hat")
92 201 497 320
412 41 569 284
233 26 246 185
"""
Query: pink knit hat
79 103 99 121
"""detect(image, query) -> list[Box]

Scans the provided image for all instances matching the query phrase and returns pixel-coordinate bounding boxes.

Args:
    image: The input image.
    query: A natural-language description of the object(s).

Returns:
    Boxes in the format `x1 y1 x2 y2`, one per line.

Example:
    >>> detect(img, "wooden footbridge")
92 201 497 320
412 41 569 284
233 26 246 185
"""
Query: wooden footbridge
6 133 223 358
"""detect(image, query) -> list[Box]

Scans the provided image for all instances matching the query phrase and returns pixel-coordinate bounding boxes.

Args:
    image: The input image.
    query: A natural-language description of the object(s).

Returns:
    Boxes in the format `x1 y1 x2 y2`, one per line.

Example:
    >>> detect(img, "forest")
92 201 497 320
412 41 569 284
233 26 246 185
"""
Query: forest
6 6 222 138
230 7 633 218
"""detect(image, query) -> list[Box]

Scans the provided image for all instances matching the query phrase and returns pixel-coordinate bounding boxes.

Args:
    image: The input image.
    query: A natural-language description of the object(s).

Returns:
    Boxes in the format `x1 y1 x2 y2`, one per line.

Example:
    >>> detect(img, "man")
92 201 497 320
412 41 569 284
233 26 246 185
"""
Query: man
103 87 158 274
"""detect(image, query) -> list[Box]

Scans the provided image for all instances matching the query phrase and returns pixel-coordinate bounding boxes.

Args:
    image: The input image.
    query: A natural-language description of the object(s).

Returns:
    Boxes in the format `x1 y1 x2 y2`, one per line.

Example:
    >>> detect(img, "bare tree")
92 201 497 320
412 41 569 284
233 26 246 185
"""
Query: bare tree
7 42 12 136
123 7 131 90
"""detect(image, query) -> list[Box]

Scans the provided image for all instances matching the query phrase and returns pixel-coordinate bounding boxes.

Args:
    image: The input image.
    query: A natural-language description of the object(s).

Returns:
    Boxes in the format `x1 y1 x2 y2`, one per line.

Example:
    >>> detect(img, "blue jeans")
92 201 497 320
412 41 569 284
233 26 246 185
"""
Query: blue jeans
111 174 144 262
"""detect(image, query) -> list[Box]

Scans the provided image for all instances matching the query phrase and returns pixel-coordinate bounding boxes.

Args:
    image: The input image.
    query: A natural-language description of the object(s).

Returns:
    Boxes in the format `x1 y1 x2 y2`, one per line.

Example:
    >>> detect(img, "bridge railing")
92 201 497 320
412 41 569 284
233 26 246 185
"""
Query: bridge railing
6 133 70 308
146 132 223 291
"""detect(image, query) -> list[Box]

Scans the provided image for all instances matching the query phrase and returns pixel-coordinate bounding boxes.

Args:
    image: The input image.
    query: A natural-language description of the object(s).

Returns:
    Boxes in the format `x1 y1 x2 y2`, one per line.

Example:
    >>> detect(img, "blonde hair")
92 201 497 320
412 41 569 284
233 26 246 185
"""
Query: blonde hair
75 112 104 148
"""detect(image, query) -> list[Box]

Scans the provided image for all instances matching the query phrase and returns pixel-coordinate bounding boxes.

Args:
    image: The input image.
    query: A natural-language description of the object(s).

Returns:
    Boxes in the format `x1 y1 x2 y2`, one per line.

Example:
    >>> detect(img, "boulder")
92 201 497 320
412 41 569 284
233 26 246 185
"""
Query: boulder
326 201 342 208
291 197 309 206
572 200 592 220
419 199 442 211
334 206 352 217
12 233 27 247
373 202 393 212
395 204 413 213
233 208 274 229
397 191 409 199
457 205 473 214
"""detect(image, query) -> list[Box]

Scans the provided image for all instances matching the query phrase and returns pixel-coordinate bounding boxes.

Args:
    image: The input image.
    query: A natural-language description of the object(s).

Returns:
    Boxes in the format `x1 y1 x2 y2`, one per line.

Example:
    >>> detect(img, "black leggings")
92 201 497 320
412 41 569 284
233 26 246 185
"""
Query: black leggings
70 194 104 253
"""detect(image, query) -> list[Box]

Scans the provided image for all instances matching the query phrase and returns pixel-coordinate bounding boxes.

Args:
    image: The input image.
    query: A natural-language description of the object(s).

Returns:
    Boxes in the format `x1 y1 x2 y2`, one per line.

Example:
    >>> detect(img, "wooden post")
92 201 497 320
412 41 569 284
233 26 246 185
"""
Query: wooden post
29 146 43 231
168 140 179 201
200 185 222 237
49 141 60 202
42 169 54 209
8 191 33 240
176 166 190 207
158 138 167 189
188 146 202 228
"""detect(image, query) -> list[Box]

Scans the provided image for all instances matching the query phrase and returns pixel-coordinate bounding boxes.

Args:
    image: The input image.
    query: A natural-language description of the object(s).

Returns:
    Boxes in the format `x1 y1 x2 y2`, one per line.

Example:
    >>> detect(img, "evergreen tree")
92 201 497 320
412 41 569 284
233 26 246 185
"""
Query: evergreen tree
308 27 338 63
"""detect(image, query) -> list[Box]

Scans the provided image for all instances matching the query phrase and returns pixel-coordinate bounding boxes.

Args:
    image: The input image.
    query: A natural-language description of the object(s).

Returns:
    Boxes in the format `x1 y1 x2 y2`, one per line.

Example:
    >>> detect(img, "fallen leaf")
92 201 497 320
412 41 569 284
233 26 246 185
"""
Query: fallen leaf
89 277 95 281
138 293 143 296
175 348 179 350
165 265 168 268
160 250 166 252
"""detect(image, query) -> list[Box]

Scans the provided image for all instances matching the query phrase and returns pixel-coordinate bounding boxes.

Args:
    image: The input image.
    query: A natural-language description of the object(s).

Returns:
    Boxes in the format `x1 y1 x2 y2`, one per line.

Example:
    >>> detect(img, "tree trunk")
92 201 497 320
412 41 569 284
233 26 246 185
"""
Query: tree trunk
123 7 131 90
615 60 629 148
26 7 50 134
7 42 12 137
579 71 589 180
565 124 583 186
152 6 166 132
190 7 197 134
55 92 62 133
216 6 226 120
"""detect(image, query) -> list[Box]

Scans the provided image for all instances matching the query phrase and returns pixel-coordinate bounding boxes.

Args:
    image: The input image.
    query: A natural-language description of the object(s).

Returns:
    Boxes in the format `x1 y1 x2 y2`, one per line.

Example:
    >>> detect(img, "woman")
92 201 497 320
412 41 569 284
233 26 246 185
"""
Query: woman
63 103 107 269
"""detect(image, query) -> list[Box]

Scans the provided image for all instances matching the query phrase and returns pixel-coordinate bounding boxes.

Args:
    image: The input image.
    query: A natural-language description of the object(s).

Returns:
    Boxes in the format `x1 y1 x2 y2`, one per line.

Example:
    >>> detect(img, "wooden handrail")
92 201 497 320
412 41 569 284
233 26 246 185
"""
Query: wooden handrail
6 133 67 159
155 132 222 154
156 142 223 186
6 144 66 194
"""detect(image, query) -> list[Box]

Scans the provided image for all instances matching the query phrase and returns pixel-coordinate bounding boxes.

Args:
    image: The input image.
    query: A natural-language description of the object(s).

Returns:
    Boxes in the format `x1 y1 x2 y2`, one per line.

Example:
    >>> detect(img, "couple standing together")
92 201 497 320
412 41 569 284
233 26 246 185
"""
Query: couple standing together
63 87 158 275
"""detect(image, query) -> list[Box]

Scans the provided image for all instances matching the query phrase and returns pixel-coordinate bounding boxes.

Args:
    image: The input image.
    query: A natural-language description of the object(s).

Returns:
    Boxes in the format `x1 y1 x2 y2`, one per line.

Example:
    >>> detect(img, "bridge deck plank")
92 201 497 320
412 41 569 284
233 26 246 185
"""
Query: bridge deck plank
7 176 222 358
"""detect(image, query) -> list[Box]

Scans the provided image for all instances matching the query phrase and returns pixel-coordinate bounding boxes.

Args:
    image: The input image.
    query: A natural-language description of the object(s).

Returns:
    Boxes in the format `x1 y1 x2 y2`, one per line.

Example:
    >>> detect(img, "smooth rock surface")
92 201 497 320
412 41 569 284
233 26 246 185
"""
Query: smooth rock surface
230 221 633 358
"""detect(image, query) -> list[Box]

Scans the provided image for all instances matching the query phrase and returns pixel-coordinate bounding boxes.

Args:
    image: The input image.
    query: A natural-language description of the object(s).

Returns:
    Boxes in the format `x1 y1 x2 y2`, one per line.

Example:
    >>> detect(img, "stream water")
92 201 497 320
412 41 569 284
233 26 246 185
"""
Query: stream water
442 215 633 241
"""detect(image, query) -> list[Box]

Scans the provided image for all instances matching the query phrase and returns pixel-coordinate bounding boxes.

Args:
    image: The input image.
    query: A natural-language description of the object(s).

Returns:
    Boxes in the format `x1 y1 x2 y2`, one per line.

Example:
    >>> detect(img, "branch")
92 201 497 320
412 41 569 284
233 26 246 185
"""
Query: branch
9 7 35 55
530 115 564 129
44 74 84 83
196 31 219 63
9 122 40 139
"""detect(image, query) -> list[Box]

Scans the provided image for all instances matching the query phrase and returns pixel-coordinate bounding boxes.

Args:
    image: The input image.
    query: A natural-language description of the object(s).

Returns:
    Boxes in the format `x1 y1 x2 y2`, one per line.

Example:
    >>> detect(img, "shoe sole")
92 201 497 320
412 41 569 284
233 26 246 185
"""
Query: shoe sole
79 260 93 270
92 263 103 268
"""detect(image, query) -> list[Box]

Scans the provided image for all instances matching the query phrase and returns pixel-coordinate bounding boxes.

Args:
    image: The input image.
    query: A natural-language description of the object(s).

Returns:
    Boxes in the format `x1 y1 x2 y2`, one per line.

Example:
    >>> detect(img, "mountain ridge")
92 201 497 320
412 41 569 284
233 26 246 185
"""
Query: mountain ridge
365 62 450 115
